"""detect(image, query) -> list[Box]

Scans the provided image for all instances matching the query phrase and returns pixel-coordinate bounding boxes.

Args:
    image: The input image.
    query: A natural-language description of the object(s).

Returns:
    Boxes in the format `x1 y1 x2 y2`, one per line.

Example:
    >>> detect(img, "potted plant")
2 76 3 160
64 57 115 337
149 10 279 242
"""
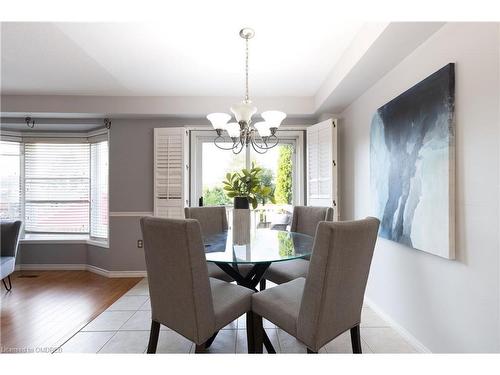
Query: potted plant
222 163 276 209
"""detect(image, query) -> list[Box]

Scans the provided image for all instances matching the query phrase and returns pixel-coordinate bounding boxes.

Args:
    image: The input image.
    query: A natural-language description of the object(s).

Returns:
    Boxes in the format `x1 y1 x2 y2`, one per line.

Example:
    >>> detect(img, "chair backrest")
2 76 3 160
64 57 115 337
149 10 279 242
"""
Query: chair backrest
297 217 380 351
1 220 22 258
290 206 334 237
184 206 228 236
140 217 216 344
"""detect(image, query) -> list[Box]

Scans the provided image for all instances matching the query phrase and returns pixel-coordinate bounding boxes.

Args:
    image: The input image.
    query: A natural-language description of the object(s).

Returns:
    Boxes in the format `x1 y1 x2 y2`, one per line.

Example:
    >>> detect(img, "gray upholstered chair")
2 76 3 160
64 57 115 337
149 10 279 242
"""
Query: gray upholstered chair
262 206 334 288
140 217 255 353
184 206 233 282
252 217 380 353
1 220 22 291
184 206 228 235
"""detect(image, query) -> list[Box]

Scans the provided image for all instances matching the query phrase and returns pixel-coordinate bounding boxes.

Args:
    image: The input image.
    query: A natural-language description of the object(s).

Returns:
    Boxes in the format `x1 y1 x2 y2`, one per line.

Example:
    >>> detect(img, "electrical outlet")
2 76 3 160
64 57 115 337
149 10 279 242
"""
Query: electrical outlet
137 240 143 248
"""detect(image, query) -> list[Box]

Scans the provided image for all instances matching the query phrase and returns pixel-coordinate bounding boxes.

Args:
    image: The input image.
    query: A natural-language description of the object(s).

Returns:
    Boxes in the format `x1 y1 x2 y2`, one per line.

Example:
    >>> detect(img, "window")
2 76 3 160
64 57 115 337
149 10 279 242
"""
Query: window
90 141 109 239
191 130 304 208
25 143 90 233
0 141 22 220
0 136 109 242
201 142 245 206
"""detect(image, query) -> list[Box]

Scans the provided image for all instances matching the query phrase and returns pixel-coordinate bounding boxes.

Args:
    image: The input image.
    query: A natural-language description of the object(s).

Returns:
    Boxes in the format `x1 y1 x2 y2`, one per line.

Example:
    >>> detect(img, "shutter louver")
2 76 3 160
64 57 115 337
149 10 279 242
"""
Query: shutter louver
154 128 185 218
306 119 339 219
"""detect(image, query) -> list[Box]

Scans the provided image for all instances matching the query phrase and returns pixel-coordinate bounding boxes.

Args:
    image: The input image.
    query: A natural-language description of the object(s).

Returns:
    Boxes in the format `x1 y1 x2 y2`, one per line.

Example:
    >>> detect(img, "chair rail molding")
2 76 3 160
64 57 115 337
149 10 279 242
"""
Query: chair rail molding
109 212 154 217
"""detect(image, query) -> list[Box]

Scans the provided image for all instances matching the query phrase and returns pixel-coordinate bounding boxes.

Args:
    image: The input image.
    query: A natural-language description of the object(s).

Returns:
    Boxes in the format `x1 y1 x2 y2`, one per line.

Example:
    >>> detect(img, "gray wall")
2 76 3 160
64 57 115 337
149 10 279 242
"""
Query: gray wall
18 243 87 265
339 23 500 352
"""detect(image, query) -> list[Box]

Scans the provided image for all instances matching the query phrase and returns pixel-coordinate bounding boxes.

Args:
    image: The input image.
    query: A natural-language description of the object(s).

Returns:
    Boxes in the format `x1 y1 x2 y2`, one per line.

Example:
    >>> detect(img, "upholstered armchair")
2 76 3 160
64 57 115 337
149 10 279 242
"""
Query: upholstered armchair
1 220 22 291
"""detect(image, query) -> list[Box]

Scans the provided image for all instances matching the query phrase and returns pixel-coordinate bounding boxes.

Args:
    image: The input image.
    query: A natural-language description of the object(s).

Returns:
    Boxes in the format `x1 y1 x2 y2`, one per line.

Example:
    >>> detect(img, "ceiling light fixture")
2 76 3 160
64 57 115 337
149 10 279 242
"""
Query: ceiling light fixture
206 28 286 154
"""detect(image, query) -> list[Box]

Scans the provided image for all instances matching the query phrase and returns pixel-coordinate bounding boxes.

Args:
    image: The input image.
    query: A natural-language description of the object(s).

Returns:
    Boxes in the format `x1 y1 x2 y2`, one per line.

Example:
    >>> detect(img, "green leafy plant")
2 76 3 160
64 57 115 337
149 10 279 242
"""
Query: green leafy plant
222 163 276 209
203 186 232 206
275 145 293 204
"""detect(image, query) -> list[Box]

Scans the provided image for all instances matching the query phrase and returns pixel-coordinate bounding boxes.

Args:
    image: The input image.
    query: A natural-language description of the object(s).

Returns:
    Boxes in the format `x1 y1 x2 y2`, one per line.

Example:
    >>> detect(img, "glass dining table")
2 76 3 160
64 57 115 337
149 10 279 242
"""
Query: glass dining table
204 228 313 290
203 224 314 353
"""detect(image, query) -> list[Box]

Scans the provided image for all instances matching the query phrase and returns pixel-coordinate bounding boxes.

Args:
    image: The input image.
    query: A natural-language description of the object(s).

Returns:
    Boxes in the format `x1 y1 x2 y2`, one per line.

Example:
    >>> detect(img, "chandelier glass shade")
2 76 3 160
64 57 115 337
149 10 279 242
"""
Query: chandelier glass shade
206 28 286 154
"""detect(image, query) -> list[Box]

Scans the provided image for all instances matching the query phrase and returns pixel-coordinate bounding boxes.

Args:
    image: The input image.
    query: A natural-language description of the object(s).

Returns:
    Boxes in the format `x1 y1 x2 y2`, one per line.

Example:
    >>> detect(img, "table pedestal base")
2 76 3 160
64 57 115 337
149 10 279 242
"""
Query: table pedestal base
214 262 276 354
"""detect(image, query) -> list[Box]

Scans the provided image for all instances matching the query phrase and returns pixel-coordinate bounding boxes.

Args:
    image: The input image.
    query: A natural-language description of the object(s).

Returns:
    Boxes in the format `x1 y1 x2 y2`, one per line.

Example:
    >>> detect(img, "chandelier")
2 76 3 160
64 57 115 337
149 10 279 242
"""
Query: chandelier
206 28 286 154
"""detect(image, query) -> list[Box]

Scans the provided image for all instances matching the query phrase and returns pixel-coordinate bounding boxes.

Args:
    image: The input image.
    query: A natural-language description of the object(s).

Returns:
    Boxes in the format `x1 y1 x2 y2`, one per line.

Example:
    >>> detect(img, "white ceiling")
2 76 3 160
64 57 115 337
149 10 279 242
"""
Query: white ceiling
1 17 363 97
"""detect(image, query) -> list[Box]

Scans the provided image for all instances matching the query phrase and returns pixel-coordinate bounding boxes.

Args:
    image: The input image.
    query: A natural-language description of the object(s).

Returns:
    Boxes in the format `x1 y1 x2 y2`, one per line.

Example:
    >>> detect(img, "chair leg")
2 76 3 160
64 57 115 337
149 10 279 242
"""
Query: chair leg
204 331 218 349
252 313 264 353
259 279 266 291
307 348 318 354
2 275 12 292
195 343 206 353
246 312 255 353
146 320 160 353
350 325 362 354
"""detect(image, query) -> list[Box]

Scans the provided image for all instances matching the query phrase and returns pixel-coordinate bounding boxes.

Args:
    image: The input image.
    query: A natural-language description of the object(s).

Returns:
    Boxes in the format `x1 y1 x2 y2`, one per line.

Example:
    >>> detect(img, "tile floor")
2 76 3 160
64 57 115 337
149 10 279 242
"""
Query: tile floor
58 278 418 354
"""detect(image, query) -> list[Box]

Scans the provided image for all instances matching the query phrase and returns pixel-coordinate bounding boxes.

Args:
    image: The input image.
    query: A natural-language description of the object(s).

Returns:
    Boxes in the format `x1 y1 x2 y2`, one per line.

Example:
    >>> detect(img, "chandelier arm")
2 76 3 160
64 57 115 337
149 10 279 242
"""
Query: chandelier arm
232 141 245 155
214 135 240 151
264 135 280 149
250 139 269 154
251 134 279 150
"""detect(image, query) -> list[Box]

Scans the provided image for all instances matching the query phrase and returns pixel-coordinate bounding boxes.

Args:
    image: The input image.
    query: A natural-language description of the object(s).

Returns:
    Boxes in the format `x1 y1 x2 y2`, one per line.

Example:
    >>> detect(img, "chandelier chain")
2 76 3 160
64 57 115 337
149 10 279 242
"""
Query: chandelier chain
245 36 249 102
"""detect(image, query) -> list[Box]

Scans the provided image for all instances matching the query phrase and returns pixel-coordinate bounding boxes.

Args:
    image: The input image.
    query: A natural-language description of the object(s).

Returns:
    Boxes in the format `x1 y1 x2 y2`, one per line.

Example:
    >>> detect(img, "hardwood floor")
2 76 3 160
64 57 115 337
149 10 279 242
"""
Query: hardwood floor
0 271 141 353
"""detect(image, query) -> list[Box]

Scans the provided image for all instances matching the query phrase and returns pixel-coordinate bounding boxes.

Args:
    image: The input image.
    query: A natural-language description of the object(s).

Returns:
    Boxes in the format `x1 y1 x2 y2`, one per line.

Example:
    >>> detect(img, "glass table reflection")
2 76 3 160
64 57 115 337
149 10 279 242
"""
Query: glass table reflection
204 229 313 265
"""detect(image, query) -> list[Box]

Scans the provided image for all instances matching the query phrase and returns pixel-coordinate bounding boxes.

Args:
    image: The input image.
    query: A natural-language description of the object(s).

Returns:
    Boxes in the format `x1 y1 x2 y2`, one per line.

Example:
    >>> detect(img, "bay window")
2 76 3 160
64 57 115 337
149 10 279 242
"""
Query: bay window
0 134 109 243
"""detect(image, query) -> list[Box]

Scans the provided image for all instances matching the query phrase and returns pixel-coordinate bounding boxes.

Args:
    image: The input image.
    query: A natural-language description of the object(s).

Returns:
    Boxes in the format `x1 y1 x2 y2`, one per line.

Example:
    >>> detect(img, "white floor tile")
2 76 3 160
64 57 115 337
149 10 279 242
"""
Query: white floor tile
361 307 389 327
361 327 417 353
124 283 150 296
60 331 115 353
277 329 306 353
106 295 149 311
201 329 237 353
138 299 151 311
99 331 150 353
156 330 193 353
323 330 372 354
82 311 135 331
237 315 275 329
120 310 169 331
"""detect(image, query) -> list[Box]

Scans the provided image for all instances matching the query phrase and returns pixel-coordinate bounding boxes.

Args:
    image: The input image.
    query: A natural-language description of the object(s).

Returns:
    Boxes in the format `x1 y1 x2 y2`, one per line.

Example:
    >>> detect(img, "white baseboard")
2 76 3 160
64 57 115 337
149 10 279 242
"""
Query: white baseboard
364 297 431 353
15 263 147 279
86 265 147 278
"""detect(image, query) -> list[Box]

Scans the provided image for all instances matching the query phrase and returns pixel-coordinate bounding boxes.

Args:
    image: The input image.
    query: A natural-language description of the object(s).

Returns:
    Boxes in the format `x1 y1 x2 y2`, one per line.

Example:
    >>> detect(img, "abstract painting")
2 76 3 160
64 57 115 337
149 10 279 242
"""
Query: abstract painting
370 63 455 259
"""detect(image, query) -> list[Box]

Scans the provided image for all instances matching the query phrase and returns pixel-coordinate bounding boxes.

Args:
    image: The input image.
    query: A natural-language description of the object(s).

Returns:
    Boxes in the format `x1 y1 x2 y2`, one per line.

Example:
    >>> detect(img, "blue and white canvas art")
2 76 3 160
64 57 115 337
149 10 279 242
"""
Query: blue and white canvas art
370 63 455 259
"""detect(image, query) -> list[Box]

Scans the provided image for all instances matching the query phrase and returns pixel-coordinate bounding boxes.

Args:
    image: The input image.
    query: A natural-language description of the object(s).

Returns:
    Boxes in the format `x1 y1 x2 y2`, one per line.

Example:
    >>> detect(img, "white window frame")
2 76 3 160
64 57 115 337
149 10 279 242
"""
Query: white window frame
189 128 305 207
0 129 110 247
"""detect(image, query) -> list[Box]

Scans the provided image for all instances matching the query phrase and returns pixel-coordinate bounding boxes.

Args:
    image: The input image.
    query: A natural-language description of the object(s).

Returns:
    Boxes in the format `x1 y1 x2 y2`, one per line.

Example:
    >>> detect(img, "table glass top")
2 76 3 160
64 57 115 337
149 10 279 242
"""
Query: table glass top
204 228 314 264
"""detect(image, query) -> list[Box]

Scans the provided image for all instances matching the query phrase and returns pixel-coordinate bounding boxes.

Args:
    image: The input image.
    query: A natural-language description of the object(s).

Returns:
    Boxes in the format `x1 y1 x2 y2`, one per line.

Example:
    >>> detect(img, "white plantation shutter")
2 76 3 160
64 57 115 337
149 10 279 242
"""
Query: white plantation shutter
24 142 90 233
90 140 109 239
154 128 186 219
306 119 339 220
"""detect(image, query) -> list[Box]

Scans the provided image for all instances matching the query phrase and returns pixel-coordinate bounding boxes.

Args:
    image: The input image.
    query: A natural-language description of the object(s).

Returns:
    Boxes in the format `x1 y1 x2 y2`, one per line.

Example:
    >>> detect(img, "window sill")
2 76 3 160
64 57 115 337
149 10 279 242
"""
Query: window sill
20 234 109 248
